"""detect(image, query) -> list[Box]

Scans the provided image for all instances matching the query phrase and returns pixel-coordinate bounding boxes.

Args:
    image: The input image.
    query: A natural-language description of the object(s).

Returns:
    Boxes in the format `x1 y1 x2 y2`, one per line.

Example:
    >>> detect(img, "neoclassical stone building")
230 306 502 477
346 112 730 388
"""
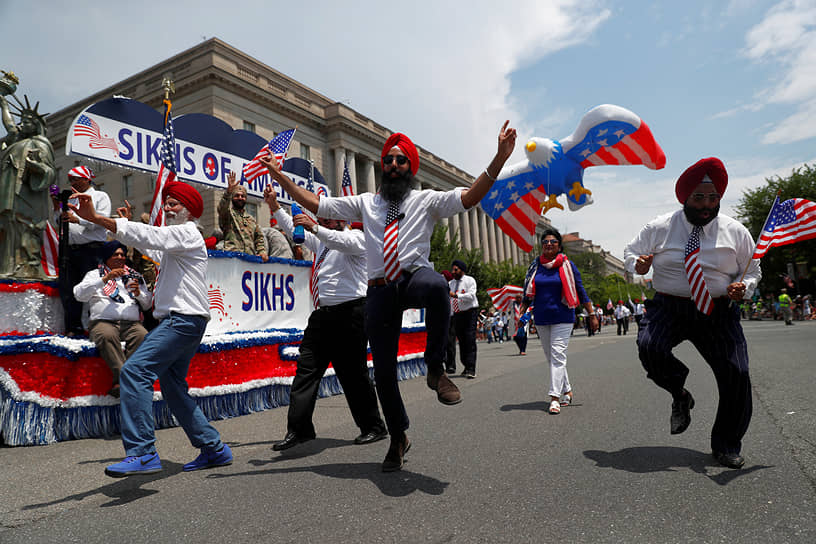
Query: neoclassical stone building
46 38 548 264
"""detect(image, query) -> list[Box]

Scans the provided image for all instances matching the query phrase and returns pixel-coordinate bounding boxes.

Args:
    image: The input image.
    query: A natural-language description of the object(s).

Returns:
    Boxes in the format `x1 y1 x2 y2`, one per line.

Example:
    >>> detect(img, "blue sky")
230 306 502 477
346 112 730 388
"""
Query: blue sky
5 0 816 260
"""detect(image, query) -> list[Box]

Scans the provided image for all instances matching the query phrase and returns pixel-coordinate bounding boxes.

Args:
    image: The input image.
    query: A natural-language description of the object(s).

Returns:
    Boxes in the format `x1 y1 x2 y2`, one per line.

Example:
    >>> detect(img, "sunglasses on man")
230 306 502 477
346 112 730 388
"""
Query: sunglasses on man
383 155 409 166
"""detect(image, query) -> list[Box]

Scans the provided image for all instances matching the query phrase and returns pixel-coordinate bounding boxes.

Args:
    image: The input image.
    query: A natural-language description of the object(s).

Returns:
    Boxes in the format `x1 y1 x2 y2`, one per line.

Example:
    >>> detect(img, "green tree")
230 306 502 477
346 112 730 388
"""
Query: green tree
734 163 816 296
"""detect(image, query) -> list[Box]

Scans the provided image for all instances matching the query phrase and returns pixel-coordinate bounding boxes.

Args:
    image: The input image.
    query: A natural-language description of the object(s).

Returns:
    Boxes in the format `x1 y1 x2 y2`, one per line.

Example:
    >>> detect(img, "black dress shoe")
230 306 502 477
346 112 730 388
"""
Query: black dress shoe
382 434 411 472
272 431 315 451
713 451 745 469
445 367 456 374
670 390 695 434
354 428 388 445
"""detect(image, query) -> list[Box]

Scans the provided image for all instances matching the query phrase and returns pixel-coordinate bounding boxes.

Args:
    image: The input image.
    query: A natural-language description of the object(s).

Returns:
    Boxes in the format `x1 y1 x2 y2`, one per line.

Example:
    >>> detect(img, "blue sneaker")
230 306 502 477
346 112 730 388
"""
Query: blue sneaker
183 444 233 471
105 453 162 477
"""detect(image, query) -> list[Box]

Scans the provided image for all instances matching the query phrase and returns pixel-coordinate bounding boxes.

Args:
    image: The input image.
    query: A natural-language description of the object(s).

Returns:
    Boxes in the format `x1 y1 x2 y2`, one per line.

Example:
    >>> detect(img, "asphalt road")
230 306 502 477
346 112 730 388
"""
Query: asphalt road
2 319 814 543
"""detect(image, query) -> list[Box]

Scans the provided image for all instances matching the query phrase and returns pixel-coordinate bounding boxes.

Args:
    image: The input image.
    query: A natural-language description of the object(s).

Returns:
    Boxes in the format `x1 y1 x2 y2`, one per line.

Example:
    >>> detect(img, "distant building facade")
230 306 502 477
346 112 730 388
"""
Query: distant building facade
561 232 626 278
46 38 552 264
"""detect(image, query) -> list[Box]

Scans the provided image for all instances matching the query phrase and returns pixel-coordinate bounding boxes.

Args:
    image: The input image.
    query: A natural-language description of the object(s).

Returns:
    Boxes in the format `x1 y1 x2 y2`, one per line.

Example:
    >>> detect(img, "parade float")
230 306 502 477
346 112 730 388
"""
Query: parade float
0 75 428 446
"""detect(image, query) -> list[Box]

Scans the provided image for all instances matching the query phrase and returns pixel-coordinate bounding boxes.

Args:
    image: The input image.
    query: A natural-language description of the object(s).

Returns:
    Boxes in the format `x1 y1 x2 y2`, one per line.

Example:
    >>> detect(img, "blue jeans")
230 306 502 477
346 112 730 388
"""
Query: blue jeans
119 313 222 456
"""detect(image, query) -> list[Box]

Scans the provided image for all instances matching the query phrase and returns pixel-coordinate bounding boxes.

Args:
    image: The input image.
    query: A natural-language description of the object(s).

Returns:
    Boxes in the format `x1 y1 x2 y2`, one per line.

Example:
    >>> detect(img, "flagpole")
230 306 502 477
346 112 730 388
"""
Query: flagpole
739 189 781 283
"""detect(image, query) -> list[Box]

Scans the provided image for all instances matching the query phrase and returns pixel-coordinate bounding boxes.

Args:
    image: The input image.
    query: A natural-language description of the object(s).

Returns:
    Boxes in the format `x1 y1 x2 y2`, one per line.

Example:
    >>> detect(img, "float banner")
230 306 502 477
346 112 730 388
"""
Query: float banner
66 98 330 202
205 257 312 335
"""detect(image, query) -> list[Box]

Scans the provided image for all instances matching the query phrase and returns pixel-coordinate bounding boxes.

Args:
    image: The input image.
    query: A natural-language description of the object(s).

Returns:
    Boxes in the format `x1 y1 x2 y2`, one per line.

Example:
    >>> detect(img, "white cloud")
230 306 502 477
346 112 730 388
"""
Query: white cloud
743 0 816 144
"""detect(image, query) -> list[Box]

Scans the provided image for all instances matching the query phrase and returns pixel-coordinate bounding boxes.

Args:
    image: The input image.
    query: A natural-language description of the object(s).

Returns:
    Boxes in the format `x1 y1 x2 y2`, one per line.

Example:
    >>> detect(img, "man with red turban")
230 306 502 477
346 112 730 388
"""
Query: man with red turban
261 122 517 471
624 157 761 469
69 180 233 477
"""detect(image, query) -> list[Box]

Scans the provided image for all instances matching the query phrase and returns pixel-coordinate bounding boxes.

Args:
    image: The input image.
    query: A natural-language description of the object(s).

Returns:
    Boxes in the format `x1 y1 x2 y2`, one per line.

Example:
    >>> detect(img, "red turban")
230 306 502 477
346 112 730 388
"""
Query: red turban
675 158 728 204
381 133 419 176
162 181 203 218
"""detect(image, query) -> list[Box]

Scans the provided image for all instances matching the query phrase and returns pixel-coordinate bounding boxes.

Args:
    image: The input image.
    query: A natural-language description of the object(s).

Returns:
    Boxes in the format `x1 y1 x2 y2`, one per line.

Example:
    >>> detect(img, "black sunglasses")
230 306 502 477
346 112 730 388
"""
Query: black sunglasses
383 155 409 166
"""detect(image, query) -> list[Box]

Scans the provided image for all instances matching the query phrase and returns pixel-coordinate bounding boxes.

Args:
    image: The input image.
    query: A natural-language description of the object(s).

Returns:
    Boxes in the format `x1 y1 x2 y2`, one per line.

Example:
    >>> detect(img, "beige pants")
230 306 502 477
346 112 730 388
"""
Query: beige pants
89 319 148 384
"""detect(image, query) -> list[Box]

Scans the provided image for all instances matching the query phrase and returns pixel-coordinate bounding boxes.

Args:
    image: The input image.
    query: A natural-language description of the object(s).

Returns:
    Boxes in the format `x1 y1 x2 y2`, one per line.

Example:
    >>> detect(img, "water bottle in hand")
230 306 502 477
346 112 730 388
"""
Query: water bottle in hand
291 202 305 243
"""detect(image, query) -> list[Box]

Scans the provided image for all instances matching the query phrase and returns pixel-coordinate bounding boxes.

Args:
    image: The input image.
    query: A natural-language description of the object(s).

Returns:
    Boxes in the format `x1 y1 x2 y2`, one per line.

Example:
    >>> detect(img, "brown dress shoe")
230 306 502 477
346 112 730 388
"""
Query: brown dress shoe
427 372 462 405
382 434 411 472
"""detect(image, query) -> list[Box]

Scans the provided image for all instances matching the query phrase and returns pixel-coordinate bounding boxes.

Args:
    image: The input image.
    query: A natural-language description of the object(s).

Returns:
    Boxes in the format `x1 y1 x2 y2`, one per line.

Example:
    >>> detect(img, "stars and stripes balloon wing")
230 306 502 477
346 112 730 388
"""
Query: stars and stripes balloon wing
481 104 666 252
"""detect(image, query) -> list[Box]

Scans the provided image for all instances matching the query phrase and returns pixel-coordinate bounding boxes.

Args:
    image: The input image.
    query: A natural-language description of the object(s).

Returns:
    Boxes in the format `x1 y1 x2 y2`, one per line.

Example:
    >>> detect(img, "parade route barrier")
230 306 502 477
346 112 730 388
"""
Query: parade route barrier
0 254 429 445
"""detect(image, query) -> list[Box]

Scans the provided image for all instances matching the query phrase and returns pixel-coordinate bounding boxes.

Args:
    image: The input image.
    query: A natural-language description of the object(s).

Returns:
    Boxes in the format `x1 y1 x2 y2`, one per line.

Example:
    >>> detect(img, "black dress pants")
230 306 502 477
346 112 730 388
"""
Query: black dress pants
637 293 752 454
365 267 450 435
452 307 477 373
287 298 385 438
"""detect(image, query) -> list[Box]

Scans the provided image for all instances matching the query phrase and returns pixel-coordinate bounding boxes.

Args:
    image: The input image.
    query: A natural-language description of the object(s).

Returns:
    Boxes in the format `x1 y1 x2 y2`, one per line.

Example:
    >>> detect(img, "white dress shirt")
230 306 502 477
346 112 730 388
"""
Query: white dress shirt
614 305 631 319
113 218 210 319
58 186 111 244
273 209 367 306
317 188 466 279
449 274 478 314
73 268 153 322
624 209 761 299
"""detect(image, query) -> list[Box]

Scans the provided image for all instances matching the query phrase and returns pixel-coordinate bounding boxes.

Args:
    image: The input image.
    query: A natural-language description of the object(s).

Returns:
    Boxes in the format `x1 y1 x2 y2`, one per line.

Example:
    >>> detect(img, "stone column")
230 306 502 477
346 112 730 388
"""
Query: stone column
468 209 479 250
333 148 346 196
503 233 512 264
478 210 490 261
364 159 376 194
487 217 498 263
443 217 452 242
460 212 472 251
494 224 505 262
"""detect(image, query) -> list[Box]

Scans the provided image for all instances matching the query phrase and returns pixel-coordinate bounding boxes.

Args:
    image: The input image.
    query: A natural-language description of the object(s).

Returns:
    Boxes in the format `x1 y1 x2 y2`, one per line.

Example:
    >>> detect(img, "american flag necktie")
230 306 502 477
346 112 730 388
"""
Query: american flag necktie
310 247 330 309
684 225 714 315
451 280 460 313
383 201 401 281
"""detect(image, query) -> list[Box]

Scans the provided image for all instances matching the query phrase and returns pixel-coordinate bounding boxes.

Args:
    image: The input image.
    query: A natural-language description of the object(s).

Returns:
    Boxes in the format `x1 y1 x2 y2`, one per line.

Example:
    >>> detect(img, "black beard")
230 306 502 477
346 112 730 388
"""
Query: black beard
232 200 246 211
683 202 720 226
380 170 413 202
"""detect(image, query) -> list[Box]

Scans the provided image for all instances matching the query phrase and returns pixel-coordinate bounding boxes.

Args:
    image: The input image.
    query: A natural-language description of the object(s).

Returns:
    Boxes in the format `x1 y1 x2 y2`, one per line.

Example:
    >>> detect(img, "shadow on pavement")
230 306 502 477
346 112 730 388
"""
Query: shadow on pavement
206 460 449 497
232 437 351 459
583 446 771 485
499 401 550 412
23 461 185 509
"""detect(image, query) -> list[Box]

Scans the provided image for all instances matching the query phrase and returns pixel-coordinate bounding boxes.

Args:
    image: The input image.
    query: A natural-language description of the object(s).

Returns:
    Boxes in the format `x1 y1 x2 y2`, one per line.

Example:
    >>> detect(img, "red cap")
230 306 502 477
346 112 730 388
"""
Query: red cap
676 158 728 204
382 133 419 176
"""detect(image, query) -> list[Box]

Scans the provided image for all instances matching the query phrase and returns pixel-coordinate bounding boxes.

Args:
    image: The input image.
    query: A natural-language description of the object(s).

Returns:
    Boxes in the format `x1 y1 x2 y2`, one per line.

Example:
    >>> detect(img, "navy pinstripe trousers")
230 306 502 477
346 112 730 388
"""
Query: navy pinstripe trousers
637 293 752 454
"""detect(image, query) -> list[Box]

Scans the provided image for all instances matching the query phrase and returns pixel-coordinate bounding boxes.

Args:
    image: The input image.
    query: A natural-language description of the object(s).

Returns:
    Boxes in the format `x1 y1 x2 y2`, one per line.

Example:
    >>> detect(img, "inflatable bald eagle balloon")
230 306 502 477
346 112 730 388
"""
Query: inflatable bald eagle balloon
480 104 666 252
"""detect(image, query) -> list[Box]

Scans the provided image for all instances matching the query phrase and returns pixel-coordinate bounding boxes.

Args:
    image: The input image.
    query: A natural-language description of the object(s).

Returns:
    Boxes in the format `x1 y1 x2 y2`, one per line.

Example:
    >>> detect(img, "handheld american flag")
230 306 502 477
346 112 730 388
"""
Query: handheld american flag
242 128 296 183
487 284 523 312
752 197 816 259
481 104 665 252
40 221 59 277
341 158 354 196
149 100 177 227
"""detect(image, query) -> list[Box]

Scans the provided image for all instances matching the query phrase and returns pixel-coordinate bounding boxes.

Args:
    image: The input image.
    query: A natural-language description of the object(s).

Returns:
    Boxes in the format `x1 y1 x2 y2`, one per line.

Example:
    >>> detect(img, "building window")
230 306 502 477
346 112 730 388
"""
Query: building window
122 174 133 198
243 120 256 133
246 202 257 219
148 176 156 192
300 143 310 161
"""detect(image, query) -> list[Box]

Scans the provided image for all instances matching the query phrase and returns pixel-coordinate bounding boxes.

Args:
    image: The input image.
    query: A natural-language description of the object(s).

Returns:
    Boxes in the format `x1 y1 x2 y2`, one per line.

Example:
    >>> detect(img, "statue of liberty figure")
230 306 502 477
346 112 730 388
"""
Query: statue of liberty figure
0 71 56 279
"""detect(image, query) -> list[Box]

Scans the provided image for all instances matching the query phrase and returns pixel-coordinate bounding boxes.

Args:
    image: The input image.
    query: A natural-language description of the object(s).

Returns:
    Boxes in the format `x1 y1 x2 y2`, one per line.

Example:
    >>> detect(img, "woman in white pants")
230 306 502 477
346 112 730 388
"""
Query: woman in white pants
519 228 598 414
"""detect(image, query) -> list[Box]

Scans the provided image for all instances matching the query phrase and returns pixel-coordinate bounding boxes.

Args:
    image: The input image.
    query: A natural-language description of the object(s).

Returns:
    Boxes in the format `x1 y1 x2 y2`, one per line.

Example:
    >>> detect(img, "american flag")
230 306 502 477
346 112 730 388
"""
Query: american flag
482 105 665 252
40 221 59 277
208 287 226 315
752 197 816 259
242 128 296 182
684 225 713 315
73 114 119 155
341 159 354 196
486 284 523 312
149 100 177 227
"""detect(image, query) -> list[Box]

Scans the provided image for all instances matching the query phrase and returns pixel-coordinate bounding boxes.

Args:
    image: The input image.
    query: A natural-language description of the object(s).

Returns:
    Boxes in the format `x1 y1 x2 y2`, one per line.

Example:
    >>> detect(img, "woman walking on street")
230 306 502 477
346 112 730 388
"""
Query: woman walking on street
519 228 597 414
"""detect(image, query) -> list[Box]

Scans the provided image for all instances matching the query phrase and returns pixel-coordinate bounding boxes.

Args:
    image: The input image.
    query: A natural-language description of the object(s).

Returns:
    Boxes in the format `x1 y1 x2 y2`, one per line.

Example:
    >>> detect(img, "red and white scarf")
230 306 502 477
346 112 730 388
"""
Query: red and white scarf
525 254 579 309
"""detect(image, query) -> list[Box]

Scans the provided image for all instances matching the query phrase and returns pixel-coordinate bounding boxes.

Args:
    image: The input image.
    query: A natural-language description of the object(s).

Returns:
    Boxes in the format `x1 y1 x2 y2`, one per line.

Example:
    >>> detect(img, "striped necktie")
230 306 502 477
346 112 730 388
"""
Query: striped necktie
451 280 460 313
310 246 330 309
684 225 713 315
383 201 401 281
